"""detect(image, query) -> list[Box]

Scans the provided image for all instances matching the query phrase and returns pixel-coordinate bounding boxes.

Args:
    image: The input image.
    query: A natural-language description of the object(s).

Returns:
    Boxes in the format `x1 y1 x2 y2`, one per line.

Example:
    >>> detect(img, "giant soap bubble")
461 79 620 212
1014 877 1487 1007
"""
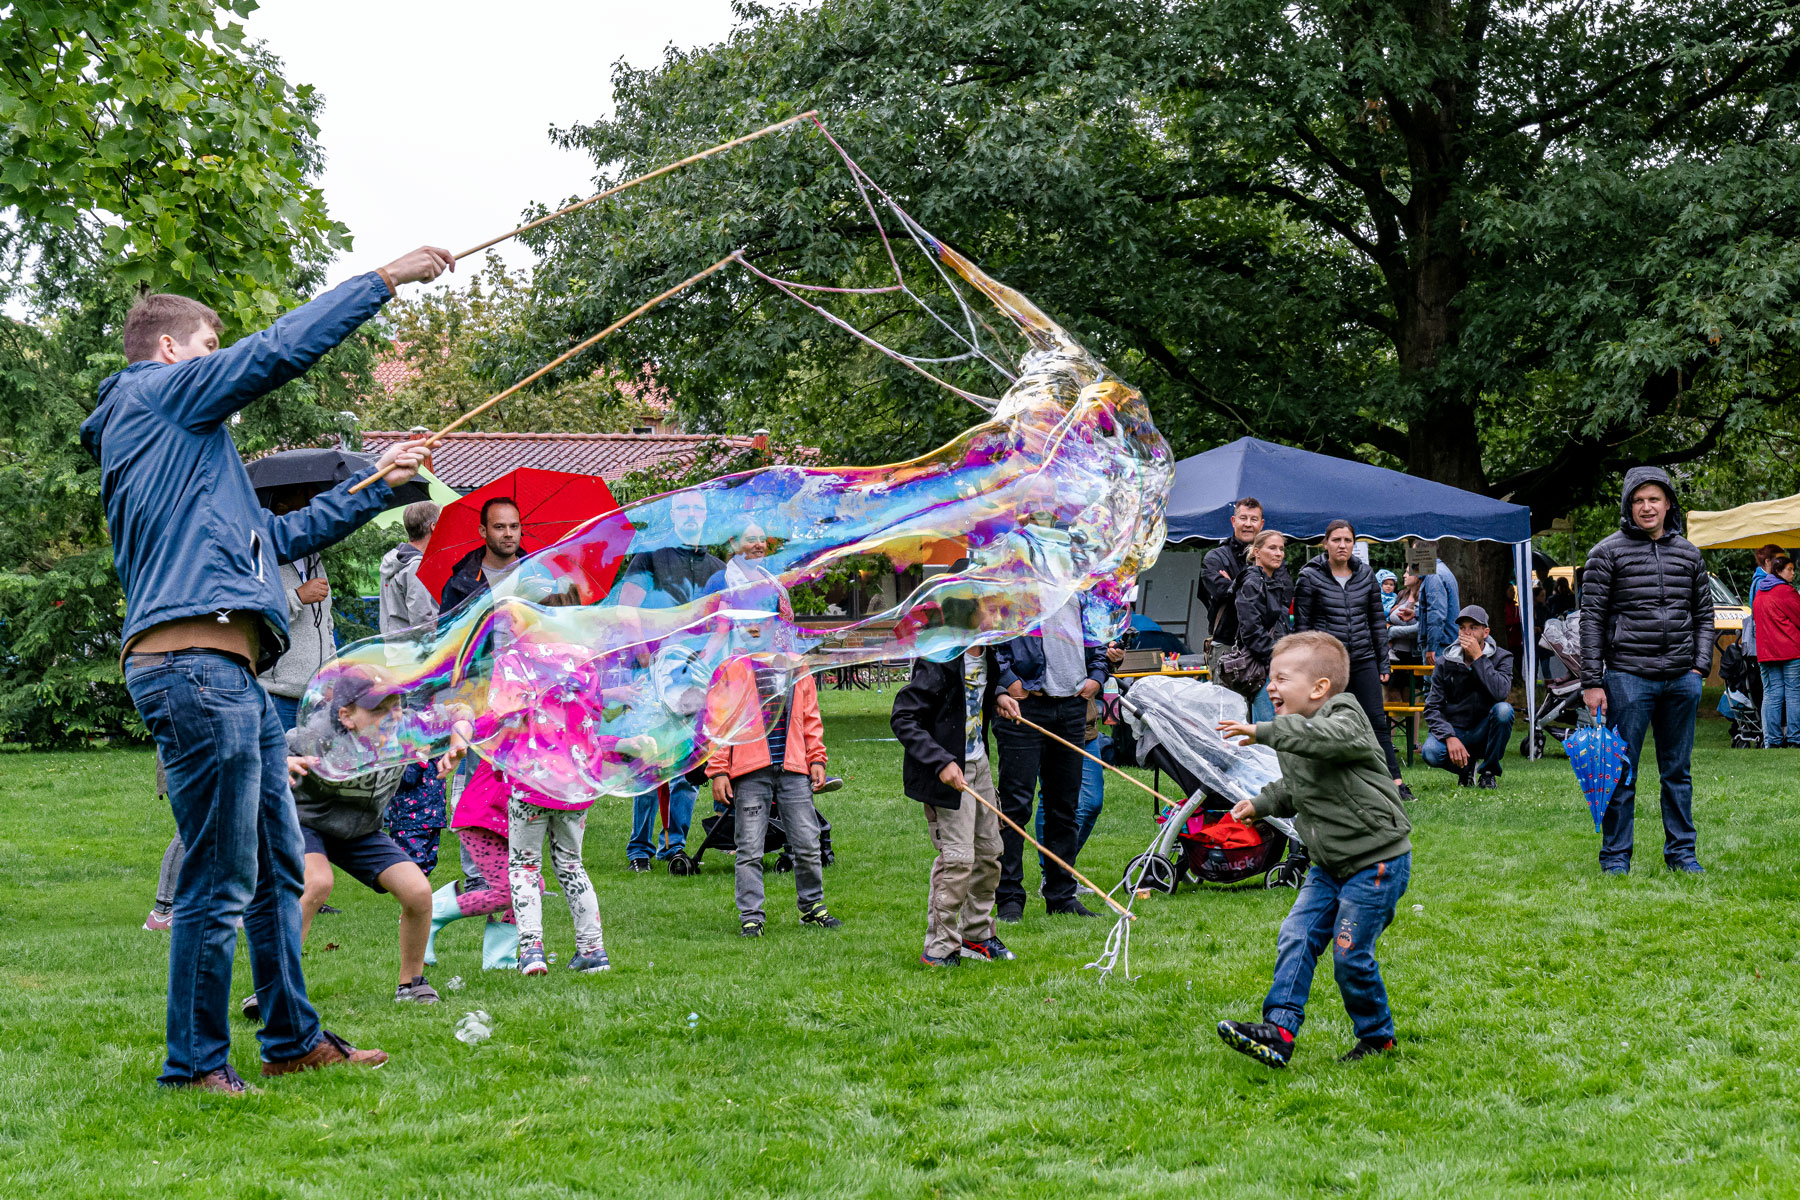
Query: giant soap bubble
297 228 1172 800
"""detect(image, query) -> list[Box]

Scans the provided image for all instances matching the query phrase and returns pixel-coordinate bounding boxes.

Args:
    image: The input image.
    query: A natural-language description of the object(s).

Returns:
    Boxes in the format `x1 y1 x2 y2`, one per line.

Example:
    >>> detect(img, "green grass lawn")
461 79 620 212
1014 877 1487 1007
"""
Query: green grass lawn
3 688 1799 1198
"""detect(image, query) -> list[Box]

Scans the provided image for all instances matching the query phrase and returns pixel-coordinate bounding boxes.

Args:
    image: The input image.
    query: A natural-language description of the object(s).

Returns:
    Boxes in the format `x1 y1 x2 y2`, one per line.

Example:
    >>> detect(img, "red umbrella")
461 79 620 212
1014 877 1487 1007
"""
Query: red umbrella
416 468 629 603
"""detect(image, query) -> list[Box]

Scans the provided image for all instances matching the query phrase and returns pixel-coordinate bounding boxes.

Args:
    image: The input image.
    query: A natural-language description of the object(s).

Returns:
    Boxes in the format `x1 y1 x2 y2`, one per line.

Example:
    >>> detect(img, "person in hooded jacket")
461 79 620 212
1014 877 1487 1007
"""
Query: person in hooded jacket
256 483 336 731
1752 553 1800 748
1580 466 1714 874
80 246 446 1093
379 501 441 636
1292 520 1408 795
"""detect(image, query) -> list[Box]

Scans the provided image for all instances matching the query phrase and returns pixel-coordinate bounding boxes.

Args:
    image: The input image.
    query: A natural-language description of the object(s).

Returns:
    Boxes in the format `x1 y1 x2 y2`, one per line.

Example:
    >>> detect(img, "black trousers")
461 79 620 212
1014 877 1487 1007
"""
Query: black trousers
1346 659 1403 779
994 694 1086 910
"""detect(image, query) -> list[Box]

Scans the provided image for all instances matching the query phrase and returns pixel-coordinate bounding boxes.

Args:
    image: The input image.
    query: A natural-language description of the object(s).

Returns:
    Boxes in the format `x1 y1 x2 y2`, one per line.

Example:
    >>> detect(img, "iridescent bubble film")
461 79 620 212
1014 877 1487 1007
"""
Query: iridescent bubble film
299 234 1173 800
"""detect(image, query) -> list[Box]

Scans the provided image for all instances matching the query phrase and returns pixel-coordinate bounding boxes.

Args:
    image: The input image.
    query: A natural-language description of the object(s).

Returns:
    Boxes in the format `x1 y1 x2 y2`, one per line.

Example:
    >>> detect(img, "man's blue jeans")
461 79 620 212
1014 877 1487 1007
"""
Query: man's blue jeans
125 651 321 1083
1250 684 1276 723
629 776 695 861
1035 734 1109 866
1264 853 1411 1043
1421 702 1515 776
1602 669 1702 869
1760 659 1800 747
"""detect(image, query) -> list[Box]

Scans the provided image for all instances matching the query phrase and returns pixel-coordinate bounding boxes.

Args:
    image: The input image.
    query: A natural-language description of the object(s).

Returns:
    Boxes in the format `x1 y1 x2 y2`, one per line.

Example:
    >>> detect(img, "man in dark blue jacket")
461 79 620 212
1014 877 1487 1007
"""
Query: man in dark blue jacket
81 247 447 1093
991 594 1109 921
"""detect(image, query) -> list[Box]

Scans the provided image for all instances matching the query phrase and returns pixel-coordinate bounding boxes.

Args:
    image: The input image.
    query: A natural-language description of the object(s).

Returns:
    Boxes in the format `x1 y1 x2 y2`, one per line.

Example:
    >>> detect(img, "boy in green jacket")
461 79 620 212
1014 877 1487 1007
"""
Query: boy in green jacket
1215 630 1413 1068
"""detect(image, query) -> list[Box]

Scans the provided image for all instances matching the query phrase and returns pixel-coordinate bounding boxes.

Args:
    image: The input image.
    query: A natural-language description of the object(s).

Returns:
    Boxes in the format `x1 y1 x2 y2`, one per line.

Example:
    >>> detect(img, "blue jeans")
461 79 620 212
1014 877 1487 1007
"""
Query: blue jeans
1264 854 1411 1043
1250 685 1276 723
125 652 321 1083
269 693 301 731
1760 660 1800 747
628 776 696 861
1035 734 1109 866
1602 670 1702 869
1420 702 1515 776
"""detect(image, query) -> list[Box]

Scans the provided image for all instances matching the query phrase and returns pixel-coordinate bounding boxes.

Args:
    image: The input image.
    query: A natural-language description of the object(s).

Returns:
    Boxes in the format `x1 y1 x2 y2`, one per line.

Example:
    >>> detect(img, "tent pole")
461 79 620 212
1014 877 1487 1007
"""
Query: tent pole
1518 540 1538 760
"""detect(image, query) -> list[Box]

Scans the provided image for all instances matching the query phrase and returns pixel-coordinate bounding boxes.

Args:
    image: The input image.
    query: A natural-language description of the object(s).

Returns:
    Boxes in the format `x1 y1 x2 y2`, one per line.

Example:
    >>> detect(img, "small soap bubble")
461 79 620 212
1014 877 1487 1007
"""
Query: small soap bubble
445 976 465 992
455 1010 493 1045
1411 904 1424 912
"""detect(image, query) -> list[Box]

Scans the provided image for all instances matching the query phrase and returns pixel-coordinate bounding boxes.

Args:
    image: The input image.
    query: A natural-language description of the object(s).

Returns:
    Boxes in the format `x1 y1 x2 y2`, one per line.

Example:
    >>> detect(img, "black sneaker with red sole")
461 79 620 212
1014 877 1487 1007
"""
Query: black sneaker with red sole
1217 1019 1294 1068
1339 1037 1396 1063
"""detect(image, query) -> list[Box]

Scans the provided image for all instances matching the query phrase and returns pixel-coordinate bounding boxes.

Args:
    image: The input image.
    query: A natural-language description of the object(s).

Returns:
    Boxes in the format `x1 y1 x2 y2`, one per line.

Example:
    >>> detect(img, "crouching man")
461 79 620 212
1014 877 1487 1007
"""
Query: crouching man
1420 605 1515 789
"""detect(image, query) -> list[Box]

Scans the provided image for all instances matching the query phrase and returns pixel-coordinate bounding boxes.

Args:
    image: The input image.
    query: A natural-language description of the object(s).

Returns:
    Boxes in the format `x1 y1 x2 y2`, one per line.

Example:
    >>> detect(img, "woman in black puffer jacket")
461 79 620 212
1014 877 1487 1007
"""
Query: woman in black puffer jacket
1234 529 1293 722
1292 519 1405 785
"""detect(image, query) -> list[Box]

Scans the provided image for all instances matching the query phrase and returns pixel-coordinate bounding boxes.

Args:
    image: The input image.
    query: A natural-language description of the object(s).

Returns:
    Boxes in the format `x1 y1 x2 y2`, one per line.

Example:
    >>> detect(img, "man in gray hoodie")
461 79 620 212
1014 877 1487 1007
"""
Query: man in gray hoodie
258 484 337 729
379 501 441 636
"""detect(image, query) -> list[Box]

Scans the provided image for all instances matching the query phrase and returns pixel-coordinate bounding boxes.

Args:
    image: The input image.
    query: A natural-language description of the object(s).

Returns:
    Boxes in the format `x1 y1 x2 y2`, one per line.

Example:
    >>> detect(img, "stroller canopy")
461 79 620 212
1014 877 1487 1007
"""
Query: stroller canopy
1165 437 1531 544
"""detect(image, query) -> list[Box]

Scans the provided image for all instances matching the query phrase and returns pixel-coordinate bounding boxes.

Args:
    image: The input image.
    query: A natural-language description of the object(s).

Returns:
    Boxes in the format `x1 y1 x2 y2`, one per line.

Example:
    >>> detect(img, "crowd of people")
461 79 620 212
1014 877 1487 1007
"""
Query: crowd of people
93 243 1730 1091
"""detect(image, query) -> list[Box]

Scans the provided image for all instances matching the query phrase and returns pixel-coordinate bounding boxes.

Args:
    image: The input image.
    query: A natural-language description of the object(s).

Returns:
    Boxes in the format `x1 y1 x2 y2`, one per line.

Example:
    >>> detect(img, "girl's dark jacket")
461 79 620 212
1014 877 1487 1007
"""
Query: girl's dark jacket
1292 554 1390 667
889 648 1000 809
1234 565 1294 665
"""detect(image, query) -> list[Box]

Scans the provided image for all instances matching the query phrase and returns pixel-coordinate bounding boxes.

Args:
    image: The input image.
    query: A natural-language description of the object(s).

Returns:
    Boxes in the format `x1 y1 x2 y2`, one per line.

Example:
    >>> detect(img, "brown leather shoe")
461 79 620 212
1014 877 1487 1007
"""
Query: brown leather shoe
260 1029 389 1077
169 1066 261 1095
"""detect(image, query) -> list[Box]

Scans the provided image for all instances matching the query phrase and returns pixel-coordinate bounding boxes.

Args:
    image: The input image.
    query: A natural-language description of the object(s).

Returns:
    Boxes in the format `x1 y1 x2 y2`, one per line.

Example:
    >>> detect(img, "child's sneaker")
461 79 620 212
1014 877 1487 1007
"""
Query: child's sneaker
1339 1037 1396 1063
240 993 262 1024
800 906 842 929
919 951 961 968
395 975 440 1003
740 920 764 938
961 936 1016 961
1217 1019 1294 1068
518 943 549 976
569 949 611 973
143 907 173 932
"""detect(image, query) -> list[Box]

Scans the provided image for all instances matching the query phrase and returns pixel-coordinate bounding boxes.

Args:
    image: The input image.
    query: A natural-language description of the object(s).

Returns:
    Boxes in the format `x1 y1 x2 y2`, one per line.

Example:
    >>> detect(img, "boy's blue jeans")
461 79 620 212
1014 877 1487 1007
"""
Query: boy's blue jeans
125 651 322 1084
1420 702 1515 776
1263 853 1410 1043
628 776 695 861
1601 669 1701 869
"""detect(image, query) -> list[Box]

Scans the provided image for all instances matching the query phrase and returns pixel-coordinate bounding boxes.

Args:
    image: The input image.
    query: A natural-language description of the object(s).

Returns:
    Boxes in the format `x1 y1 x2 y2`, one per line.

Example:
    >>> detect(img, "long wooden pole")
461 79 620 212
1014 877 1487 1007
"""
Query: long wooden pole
347 254 738 495
454 110 820 261
958 786 1135 921
1007 712 1183 812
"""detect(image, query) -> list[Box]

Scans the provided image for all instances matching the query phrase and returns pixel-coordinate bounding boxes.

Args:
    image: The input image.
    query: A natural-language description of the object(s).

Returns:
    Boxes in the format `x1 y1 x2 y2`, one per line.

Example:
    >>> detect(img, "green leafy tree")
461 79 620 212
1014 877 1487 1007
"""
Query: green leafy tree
524 0 1800 607
356 256 671 435
0 4 365 745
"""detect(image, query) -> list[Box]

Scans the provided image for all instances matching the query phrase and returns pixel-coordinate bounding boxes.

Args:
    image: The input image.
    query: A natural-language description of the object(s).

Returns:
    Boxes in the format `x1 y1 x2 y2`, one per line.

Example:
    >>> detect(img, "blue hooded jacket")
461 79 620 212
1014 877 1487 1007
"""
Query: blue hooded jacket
80 272 398 671
1418 561 1461 660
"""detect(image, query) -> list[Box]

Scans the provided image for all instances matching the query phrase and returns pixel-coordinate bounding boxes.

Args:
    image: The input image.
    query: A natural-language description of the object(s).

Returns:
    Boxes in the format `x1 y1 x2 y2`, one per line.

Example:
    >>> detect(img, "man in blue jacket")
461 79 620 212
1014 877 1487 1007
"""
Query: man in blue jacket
81 247 447 1093
1417 555 1462 665
991 593 1109 922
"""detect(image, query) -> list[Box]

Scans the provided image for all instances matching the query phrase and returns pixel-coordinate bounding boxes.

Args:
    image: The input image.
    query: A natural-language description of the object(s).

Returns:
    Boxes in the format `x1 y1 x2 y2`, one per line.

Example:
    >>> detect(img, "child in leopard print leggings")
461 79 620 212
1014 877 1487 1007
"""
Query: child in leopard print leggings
506 775 606 976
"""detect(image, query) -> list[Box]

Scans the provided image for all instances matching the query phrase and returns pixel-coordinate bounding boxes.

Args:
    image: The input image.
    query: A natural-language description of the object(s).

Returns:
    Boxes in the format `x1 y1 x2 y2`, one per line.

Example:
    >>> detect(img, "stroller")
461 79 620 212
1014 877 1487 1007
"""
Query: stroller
1525 612 1587 757
682 795 837 874
1114 676 1309 894
1717 639 1764 749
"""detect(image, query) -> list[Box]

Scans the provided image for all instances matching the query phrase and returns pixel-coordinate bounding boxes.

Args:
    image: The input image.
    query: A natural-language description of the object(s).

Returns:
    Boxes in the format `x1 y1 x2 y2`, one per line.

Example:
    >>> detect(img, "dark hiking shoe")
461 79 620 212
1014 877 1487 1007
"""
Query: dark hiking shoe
1339 1037 1397 1063
394 976 439 1004
627 858 653 873
168 1065 260 1095
1456 767 1475 788
740 920 764 938
1217 1020 1294 1068
1601 863 1629 876
1048 901 1098 918
961 936 1016 961
800 906 843 928
1669 860 1706 874
1477 770 1500 790
1396 783 1417 804
920 951 962 967
995 902 1024 924
261 1029 387 1076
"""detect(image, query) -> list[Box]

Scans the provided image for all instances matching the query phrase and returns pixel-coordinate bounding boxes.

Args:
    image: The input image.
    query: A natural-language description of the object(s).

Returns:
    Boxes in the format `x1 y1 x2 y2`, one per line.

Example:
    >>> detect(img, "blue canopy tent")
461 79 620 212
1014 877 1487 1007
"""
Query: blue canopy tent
1163 437 1540 755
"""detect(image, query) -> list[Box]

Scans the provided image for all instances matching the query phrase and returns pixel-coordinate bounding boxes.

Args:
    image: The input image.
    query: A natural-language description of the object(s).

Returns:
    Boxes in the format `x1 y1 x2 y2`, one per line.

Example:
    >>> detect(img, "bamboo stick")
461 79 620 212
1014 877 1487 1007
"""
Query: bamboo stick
454 110 820 260
958 786 1135 921
347 254 738 494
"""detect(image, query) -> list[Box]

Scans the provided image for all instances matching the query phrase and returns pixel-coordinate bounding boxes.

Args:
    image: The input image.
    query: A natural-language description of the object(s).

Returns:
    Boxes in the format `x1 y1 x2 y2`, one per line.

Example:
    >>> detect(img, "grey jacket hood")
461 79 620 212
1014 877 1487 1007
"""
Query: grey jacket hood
1619 466 1685 539
380 541 422 589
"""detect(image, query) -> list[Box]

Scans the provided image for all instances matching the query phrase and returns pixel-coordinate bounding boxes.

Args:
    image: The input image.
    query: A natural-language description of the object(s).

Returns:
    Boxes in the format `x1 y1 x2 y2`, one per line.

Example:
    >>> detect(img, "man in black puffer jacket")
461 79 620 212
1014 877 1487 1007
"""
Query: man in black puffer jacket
1580 466 1714 875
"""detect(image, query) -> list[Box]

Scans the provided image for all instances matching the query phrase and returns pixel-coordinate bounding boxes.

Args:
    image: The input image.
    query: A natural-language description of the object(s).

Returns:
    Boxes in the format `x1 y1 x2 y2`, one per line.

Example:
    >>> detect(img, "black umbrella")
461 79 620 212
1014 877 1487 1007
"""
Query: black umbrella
244 447 431 510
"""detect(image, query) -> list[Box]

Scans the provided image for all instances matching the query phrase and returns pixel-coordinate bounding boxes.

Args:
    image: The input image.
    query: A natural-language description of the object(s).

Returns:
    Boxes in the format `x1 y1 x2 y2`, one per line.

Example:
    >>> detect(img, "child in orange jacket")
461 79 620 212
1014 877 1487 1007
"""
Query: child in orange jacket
707 661 835 937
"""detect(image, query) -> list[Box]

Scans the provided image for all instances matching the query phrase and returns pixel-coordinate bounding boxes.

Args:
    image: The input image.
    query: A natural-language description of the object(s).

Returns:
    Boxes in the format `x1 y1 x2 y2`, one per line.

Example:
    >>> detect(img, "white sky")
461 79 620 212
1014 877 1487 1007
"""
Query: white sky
241 0 751 290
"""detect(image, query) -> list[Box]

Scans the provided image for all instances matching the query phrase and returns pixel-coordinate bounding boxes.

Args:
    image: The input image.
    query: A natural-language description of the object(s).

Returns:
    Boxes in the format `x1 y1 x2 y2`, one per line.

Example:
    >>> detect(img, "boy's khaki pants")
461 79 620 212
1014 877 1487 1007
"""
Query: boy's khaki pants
922 755 1003 959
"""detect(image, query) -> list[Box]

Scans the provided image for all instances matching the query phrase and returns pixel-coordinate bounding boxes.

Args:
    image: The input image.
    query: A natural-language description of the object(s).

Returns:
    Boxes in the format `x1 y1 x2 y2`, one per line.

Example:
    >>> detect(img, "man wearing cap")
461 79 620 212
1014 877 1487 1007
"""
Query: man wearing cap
1419 605 1516 789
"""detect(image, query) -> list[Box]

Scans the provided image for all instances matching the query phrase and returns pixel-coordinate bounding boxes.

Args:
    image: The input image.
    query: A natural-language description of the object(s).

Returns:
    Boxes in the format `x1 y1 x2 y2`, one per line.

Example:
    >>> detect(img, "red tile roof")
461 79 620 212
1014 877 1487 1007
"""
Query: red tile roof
359 430 791 492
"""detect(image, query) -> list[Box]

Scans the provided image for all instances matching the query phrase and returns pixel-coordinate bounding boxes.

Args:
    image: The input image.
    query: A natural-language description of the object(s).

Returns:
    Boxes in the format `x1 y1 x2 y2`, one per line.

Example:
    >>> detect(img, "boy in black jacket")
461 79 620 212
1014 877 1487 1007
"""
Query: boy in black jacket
890 644 1023 967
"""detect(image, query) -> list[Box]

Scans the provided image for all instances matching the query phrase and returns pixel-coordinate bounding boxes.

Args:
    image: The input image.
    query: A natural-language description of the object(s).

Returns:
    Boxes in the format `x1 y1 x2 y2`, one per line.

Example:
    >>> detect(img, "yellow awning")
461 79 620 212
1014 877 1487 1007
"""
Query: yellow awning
1686 493 1800 549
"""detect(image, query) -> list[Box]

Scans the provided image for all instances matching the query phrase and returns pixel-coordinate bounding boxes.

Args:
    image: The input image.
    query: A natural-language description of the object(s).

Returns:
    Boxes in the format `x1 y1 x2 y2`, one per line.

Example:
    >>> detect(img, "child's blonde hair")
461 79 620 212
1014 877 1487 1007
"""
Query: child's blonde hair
1271 631 1350 696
